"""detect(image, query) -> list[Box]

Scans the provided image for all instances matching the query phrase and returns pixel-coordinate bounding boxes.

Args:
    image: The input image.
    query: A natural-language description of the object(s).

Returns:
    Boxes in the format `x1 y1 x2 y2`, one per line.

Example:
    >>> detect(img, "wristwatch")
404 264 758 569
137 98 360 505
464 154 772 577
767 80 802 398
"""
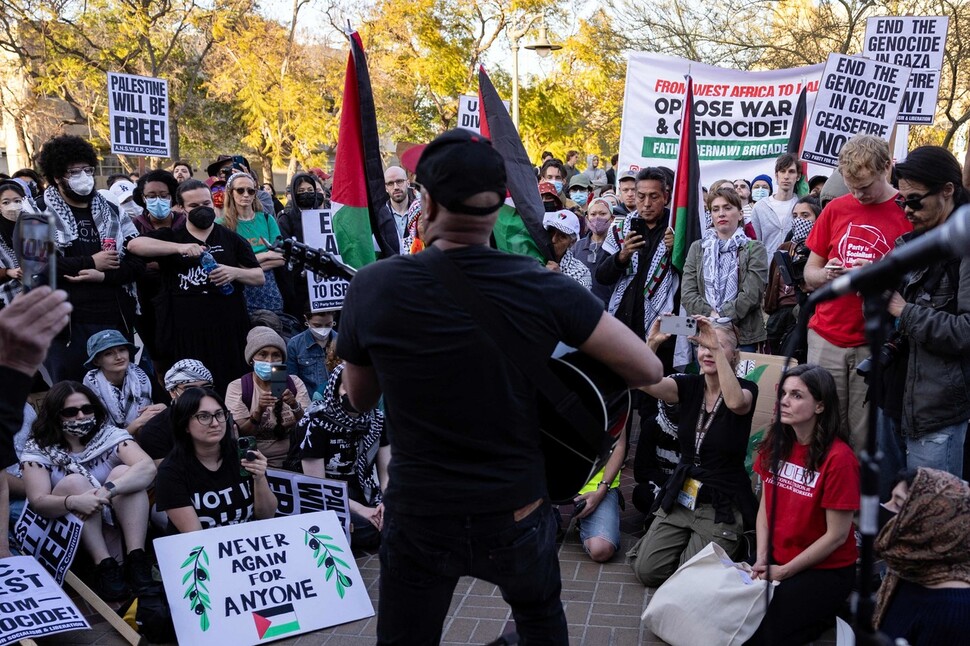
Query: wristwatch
104 481 117 499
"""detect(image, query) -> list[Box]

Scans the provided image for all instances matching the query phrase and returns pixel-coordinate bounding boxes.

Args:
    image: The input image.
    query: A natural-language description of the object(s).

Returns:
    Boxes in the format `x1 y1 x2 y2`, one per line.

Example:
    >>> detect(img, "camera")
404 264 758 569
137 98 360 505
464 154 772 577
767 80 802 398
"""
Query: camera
856 335 903 379
775 242 811 288
236 436 257 476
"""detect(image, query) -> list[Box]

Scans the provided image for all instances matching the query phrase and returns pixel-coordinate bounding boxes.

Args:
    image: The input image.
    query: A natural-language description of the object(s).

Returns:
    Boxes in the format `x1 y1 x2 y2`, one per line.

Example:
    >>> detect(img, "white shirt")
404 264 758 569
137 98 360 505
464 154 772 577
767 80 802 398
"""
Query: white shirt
751 195 798 253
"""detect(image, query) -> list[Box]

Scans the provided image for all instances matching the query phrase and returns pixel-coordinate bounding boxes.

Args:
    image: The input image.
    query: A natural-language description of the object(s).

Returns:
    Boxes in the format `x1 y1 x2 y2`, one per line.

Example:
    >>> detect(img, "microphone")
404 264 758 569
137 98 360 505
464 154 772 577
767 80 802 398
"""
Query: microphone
808 203 970 305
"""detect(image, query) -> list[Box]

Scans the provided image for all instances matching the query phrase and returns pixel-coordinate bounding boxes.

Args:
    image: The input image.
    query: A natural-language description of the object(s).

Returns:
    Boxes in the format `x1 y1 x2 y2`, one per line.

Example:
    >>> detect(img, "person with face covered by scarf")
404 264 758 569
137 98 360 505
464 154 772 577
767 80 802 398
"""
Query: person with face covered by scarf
21 381 157 601
299 363 389 549
275 172 328 316
37 135 146 383
127 180 264 392
873 468 970 645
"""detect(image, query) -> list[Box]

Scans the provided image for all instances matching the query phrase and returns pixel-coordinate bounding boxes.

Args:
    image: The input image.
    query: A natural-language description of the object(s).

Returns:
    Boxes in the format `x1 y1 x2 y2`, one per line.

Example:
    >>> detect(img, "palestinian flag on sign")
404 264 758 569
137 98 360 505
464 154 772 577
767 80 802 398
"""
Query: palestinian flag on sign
670 75 704 273
787 84 811 197
331 31 386 269
477 66 553 263
252 603 300 640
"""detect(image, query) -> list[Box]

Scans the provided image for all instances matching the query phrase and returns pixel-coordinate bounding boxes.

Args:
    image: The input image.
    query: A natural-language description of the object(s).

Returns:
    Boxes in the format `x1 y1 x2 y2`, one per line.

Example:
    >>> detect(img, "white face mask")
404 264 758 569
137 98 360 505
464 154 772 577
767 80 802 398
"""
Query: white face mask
67 174 95 196
751 187 770 202
121 201 142 217
308 325 332 341
0 200 22 220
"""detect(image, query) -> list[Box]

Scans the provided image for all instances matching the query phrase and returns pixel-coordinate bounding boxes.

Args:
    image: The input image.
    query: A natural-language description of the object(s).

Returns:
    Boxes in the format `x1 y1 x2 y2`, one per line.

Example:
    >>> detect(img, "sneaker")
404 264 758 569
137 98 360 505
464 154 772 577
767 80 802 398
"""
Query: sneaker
126 548 158 594
97 557 130 601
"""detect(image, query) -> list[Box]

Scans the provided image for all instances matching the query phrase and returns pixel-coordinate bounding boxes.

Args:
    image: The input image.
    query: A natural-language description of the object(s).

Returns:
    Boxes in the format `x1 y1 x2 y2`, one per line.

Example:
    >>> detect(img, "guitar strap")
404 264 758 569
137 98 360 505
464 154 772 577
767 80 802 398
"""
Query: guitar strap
419 246 608 454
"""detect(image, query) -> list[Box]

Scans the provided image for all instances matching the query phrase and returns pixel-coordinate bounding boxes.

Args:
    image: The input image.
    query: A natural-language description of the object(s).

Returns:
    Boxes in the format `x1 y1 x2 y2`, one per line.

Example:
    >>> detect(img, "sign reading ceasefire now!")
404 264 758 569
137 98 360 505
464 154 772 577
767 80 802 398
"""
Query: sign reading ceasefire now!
107 72 171 157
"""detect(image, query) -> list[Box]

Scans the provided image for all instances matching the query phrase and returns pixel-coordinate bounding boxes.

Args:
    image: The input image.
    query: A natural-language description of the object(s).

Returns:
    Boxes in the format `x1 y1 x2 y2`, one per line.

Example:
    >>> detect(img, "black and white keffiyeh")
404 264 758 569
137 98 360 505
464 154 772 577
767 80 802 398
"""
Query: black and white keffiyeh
44 186 137 254
701 227 748 313
559 248 592 289
0 233 20 307
83 365 153 429
21 424 132 489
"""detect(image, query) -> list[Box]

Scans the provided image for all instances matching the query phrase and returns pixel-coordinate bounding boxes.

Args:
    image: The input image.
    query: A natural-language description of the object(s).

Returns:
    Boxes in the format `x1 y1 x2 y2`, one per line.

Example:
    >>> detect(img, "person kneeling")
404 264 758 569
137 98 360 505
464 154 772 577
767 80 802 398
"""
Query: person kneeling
573 425 626 562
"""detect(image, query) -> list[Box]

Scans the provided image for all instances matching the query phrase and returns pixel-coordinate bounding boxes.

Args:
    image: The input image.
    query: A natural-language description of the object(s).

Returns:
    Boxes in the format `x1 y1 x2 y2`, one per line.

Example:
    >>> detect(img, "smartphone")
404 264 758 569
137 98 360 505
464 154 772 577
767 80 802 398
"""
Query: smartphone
12 211 57 291
573 499 587 515
628 217 648 238
269 363 288 398
237 436 257 476
659 316 698 336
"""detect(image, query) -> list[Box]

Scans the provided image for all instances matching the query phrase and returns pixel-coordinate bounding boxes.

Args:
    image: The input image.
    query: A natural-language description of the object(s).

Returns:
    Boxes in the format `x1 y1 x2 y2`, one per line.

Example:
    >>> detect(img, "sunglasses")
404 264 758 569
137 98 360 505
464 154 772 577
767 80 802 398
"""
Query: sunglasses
233 187 257 196
60 404 96 418
894 189 938 212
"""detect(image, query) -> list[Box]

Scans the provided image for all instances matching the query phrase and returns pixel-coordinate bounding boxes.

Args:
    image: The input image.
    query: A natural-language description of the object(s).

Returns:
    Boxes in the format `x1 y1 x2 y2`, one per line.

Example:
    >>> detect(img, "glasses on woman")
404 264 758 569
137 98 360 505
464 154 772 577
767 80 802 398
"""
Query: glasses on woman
233 187 257 196
193 410 228 425
60 404 96 418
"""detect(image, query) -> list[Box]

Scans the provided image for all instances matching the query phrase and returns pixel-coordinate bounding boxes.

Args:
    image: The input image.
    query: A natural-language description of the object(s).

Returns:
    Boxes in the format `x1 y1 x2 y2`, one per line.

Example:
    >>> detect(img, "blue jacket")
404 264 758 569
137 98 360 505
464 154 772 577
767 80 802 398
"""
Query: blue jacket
285 329 337 398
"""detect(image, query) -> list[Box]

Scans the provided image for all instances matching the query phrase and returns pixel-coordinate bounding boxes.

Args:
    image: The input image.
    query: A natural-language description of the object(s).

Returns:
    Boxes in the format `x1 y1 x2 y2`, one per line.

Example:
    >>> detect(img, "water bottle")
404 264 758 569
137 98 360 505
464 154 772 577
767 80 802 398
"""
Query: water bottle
199 250 233 295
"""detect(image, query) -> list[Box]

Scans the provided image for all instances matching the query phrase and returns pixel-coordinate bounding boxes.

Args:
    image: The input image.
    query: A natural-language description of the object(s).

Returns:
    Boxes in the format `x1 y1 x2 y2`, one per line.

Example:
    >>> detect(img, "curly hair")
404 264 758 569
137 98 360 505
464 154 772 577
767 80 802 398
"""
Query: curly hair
838 134 890 182
133 169 179 208
757 364 846 482
31 381 106 449
37 135 98 187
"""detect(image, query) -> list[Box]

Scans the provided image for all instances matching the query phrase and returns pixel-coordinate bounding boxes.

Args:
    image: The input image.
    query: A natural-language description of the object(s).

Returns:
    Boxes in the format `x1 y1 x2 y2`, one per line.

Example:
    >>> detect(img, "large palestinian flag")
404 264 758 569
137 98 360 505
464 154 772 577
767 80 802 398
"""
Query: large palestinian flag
331 31 386 269
670 75 704 273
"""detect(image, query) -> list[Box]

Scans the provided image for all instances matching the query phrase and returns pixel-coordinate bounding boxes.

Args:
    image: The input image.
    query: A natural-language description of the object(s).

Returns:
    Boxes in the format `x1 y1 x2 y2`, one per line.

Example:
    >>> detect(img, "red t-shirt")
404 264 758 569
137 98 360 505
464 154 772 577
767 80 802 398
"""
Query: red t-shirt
755 438 860 569
806 194 911 347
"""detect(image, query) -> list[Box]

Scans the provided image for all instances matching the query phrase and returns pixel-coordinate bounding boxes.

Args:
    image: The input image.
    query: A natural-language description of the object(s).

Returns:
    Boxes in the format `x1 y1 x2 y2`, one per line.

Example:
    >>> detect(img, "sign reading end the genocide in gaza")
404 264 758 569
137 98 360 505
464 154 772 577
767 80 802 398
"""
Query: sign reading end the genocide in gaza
863 16 950 125
107 72 171 158
802 54 911 168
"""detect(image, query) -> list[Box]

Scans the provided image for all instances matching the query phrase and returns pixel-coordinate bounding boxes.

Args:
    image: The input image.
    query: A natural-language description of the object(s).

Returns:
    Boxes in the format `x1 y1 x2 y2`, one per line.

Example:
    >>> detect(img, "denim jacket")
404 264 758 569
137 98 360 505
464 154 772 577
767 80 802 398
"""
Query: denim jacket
285 329 337 398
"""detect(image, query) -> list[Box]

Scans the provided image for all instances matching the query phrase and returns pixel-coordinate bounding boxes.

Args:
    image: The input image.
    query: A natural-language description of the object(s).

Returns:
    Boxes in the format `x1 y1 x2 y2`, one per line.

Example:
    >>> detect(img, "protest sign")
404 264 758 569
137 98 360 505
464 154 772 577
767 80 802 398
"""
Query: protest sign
107 72 170 157
13 505 82 585
457 95 509 133
265 468 351 542
301 209 348 312
864 16 949 124
0 556 89 645
155 511 373 645
802 54 910 168
618 53 825 186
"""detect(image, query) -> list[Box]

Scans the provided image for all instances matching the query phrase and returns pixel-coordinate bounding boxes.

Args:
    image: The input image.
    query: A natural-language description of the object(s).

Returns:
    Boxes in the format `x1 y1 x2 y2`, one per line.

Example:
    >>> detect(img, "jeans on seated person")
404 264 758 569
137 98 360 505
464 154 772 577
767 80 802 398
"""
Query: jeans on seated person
377 502 567 645
906 420 967 478
578 488 620 554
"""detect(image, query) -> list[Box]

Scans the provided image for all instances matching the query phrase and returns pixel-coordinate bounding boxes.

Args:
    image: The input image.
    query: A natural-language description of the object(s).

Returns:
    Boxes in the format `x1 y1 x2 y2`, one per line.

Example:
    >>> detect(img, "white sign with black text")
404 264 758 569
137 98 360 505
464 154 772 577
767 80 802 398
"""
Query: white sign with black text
0 556 89 646
457 95 510 133
107 71 171 157
265 468 351 542
13 505 83 585
301 209 349 312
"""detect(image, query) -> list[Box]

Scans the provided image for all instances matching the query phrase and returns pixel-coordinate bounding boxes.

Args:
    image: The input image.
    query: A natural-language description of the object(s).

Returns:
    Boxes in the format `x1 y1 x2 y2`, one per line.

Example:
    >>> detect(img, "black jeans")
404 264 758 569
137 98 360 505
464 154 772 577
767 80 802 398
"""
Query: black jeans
376 501 567 646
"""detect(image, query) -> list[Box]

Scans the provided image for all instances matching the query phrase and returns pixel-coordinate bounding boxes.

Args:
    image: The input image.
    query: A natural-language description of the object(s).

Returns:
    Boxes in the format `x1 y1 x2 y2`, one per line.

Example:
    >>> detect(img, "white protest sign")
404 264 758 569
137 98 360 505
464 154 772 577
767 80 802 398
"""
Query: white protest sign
155 511 373 645
265 468 351 542
301 209 348 312
13 505 82 585
107 72 171 157
457 95 510 133
618 53 825 186
864 16 949 124
802 54 910 168
0 556 89 645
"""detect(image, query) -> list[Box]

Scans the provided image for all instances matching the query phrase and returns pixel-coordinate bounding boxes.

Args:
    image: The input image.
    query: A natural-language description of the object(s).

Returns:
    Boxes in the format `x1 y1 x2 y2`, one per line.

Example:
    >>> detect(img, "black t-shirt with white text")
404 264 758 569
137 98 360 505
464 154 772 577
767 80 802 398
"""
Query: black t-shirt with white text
146 224 258 298
155 451 254 531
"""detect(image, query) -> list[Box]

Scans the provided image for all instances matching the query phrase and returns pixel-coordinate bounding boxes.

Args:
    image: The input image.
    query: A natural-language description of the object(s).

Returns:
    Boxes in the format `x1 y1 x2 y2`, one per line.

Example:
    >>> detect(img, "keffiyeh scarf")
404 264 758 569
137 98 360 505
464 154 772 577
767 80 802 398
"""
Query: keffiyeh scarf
0 231 20 307
21 424 132 489
402 197 424 255
83 365 153 429
559 249 592 289
702 228 748 312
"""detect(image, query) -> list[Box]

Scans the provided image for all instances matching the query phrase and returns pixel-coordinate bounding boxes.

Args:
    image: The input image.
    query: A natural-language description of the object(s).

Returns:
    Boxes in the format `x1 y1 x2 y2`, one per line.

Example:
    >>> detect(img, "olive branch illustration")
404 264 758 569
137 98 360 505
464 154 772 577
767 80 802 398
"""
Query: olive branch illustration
180 546 212 631
303 525 353 598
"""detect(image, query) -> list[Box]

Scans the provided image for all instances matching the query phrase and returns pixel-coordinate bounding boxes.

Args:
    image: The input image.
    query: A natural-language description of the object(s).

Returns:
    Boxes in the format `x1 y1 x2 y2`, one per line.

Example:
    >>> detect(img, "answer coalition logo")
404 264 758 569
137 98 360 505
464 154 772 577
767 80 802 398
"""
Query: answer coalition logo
252 603 301 640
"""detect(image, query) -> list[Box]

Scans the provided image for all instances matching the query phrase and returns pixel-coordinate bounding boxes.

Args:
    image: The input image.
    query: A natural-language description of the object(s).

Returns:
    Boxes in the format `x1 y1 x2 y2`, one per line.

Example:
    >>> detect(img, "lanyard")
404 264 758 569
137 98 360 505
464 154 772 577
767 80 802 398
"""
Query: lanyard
694 392 723 463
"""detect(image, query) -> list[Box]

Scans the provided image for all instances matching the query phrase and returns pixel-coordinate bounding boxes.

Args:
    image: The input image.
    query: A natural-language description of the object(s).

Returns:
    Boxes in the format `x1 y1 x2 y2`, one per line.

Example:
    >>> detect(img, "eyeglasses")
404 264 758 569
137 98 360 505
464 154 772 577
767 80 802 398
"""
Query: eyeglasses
233 187 257 196
193 410 228 425
894 190 938 212
385 180 407 188
65 167 96 179
60 404 96 418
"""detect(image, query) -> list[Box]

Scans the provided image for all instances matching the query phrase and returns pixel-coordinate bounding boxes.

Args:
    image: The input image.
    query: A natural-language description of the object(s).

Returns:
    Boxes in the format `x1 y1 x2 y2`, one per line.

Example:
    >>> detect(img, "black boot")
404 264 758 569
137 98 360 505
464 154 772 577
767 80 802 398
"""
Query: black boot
97 557 130 601
126 548 158 595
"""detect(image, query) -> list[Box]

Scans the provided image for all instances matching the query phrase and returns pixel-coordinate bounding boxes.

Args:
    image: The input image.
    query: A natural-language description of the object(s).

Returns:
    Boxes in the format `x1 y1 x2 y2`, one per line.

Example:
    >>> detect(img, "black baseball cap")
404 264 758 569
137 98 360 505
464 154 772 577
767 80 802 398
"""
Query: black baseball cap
415 129 506 216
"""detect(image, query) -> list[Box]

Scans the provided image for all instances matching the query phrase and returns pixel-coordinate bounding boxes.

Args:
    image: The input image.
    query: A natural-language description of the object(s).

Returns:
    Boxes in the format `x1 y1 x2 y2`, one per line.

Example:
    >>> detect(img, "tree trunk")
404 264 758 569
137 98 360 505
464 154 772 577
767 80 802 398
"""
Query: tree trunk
169 115 181 162
286 152 298 188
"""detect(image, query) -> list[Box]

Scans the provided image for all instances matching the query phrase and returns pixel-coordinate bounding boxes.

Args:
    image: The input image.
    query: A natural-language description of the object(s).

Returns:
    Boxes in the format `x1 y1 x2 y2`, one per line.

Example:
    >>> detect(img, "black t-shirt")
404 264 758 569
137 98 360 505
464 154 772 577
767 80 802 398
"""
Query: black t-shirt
155 451 254 531
146 224 258 298
137 406 173 461
337 245 604 515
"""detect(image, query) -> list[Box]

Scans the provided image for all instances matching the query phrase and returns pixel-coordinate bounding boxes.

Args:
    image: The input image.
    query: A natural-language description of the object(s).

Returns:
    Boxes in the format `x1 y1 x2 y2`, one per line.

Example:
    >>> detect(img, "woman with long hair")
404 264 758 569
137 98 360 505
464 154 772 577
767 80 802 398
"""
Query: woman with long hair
21 381 157 600
746 364 859 645
155 387 276 533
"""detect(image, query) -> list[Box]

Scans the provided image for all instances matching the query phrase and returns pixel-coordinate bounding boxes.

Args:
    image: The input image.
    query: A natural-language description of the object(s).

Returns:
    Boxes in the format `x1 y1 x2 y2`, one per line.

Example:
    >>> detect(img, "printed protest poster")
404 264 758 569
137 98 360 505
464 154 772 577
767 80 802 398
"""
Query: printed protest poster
0 556 89 645
802 54 910 168
13 505 83 584
265 468 351 542
301 209 348 312
618 53 824 186
155 511 373 645
107 72 170 157
864 16 949 124
457 95 509 133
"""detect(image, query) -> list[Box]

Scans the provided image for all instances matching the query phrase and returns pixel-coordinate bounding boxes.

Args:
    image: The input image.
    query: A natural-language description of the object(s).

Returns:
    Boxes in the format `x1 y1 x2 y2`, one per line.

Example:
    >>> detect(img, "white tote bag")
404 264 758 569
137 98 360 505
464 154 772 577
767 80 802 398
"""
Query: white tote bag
642 542 776 646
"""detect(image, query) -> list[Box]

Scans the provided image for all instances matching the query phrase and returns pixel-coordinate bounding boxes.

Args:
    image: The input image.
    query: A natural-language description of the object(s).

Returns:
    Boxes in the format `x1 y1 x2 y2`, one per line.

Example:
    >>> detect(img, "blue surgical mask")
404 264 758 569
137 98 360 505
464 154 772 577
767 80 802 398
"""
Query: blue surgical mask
146 197 172 220
252 361 273 381
552 180 564 194
570 191 589 207
752 188 770 202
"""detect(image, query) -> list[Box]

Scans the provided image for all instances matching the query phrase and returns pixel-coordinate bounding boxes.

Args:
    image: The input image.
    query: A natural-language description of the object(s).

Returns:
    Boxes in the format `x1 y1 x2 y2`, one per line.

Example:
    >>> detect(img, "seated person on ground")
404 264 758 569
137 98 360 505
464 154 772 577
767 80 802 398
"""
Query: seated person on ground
572 424 626 563
136 359 214 467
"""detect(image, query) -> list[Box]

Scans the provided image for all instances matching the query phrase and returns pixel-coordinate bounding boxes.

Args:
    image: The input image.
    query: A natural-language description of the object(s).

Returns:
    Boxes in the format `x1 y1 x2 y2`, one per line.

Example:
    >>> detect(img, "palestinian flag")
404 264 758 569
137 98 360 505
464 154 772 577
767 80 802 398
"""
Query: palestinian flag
331 31 386 269
787 84 811 197
252 603 300 640
477 66 553 263
670 75 704 273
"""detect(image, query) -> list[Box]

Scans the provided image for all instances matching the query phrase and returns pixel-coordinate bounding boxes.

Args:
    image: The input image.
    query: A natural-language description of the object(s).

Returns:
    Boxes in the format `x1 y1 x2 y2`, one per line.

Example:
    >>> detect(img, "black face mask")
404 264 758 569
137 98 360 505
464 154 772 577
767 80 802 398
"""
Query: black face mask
188 206 216 229
295 193 322 209
543 200 558 213
340 393 358 414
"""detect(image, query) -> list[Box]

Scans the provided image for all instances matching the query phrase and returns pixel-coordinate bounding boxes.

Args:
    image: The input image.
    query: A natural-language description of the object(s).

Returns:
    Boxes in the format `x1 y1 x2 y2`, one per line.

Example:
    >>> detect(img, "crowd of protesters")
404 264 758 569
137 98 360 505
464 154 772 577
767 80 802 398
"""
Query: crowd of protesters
0 130 968 645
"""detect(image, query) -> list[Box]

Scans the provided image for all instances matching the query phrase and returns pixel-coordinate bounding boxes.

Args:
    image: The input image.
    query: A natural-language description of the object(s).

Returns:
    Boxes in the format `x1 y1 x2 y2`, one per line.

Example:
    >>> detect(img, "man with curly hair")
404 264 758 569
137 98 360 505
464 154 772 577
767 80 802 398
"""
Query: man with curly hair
38 135 144 382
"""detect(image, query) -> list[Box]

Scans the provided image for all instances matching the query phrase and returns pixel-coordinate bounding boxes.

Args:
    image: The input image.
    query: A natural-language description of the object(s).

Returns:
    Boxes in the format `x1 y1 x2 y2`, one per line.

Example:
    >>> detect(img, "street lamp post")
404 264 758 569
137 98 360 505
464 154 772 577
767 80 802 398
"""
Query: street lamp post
509 17 561 130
